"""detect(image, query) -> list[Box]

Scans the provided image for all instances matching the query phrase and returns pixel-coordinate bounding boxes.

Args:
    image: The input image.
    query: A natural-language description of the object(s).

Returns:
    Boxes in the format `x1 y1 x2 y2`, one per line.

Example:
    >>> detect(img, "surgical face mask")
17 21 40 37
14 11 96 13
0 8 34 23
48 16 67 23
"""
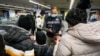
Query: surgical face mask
51 14 57 17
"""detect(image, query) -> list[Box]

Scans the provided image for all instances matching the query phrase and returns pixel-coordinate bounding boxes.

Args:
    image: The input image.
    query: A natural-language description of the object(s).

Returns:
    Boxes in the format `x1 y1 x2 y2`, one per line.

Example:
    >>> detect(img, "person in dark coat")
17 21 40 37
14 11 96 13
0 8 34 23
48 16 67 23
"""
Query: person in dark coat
44 7 63 46
0 32 6 56
76 0 91 10
0 25 50 56
35 10 47 45
0 25 34 51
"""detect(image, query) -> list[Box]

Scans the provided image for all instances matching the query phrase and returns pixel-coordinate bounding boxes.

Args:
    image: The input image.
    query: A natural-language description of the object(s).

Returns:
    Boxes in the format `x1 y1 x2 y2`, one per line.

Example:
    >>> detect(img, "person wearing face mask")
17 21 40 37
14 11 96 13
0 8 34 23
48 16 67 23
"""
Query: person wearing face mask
43 7 63 46
96 10 100 21
89 10 100 22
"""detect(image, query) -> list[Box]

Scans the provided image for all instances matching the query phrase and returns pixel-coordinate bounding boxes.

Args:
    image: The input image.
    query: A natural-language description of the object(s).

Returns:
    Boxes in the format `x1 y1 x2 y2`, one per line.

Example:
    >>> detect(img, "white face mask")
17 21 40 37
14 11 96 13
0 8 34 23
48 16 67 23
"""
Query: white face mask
51 14 57 17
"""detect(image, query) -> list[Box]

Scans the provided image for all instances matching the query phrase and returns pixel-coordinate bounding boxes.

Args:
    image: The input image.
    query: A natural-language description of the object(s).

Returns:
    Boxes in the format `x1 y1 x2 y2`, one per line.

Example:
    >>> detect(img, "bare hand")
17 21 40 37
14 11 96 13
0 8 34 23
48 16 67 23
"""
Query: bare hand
58 31 62 35
54 36 61 44
30 35 34 41
48 29 52 32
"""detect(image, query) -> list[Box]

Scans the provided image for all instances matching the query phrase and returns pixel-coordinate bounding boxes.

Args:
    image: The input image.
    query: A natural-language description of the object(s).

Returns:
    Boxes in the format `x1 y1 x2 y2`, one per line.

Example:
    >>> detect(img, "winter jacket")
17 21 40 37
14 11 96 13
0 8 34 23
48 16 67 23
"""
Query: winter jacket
0 25 34 51
55 21 100 56
44 15 63 37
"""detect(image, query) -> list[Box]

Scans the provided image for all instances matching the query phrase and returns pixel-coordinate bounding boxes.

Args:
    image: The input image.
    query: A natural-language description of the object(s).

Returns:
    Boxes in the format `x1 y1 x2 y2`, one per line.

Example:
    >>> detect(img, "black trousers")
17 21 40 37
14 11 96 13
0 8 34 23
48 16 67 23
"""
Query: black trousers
0 35 5 56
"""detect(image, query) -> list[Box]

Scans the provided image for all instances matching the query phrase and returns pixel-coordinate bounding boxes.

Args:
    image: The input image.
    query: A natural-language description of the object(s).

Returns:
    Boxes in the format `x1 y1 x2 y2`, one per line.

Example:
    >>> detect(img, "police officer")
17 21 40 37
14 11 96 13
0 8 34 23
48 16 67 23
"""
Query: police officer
44 7 63 46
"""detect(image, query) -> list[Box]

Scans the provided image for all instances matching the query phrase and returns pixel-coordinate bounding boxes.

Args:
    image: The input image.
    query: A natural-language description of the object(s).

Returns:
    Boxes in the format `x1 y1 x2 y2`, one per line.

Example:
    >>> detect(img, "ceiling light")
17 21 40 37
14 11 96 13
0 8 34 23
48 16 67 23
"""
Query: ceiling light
69 0 75 10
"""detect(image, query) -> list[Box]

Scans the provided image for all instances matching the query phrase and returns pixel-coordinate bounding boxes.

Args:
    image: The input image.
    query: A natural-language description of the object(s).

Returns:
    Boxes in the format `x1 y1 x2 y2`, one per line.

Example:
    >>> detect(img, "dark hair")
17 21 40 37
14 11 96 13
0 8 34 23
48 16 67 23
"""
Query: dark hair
51 6 57 10
17 15 31 30
33 12 36 15
40 10 45 15
17 15 35 33
76 0 91 10
66 8 87 26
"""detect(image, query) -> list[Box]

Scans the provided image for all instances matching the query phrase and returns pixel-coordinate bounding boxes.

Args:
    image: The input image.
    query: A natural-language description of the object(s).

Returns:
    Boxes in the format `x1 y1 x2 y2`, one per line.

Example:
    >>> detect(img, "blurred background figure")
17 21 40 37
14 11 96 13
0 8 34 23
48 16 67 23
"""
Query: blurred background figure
90 10 100 22
96 10 100 21
76 0 91 22
33 12 36 20
35 14 46 45
76 0 91 10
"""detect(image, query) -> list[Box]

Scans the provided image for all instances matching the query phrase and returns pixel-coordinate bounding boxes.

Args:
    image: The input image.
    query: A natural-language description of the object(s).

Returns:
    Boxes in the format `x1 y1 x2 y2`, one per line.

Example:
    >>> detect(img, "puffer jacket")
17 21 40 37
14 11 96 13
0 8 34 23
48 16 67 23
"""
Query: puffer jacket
55 21 100 56
0 25 34 51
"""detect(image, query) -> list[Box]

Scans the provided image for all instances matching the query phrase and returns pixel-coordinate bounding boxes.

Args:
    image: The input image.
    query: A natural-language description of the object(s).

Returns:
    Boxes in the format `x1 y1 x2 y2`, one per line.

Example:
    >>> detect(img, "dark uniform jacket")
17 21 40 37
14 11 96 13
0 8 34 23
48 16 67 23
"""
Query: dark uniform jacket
0 25 34 51
44 14 63 37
